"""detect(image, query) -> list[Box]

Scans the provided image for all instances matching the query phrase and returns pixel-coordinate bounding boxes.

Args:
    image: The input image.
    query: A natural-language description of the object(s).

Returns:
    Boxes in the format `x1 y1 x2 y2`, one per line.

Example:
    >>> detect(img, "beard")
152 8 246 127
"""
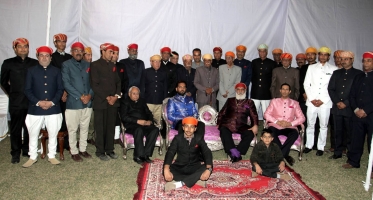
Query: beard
129 54 137 60
236 92 246 100
177 91 186 96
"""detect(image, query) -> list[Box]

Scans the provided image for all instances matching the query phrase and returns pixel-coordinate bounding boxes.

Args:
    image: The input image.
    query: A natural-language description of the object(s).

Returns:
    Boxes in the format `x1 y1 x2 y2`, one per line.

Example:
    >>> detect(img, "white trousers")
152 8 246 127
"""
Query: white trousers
25 114 62 160
252 99 270 121
65 108 92 155
305 105 330 150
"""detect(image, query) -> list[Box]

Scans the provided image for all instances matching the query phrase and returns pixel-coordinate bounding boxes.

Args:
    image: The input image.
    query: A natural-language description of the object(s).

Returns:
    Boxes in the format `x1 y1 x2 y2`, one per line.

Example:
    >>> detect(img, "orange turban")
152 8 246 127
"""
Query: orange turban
182 117 198 126
53 33 67 42
296 53 306 59
333 50 343 57
305 47 317 54
272 48 283 54
225 51 235 59
12 38 29 48
236 45 247 52
340 51 354 59
36 46 53 55
84 47 92 54
235 82 247 89
280 53 293 61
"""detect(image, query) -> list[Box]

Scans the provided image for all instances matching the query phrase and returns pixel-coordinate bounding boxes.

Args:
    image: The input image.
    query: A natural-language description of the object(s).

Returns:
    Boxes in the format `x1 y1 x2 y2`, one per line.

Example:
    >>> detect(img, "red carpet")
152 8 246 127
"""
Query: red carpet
134 159 325 200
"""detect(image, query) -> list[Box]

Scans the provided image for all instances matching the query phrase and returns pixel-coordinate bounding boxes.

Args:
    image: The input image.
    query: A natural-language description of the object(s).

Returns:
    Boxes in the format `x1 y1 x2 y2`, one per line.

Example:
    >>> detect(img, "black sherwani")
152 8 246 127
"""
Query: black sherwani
120 97 158 157
119 58 145 96
250 141 283 178
212 59 226 69
161 61 177 97
164 132 213 187
1 56 38 157
251 58 276 100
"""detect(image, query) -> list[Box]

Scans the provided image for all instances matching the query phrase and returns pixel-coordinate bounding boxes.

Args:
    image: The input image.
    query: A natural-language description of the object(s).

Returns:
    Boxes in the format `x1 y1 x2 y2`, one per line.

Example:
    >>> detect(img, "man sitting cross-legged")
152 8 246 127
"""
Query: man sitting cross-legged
163 117 213 191
264 83 305 166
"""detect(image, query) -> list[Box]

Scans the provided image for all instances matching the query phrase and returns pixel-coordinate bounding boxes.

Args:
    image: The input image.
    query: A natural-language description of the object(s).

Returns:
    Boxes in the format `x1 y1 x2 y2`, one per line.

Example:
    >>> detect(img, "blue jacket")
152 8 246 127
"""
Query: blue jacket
234 58 252 97
167 94 198 128
24 64 64 115
62 58 94 109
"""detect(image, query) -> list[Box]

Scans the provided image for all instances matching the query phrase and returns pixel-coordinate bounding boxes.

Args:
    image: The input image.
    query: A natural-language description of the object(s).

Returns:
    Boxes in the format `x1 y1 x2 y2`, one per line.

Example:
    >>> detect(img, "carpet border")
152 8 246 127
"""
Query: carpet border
133 162 149 200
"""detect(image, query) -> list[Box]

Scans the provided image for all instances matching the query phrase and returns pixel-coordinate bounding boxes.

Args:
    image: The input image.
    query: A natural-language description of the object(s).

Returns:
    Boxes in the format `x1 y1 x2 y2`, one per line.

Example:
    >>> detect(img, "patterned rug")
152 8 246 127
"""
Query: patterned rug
134 159 325 200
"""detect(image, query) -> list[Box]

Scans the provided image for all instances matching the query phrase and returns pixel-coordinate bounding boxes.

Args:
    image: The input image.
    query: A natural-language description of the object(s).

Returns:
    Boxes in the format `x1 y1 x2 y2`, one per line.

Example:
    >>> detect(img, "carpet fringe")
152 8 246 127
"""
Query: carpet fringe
133 162 149 200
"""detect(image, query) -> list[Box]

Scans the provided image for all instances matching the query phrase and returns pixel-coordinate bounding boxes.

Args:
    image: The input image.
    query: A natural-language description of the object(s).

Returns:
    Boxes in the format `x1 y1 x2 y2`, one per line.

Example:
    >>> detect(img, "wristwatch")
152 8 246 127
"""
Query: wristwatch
206 167 212 173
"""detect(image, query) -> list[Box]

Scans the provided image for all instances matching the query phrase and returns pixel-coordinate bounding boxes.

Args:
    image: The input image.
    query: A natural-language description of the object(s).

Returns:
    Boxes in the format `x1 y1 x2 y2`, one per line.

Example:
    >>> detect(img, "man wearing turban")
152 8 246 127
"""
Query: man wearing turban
328 51 363 160
163 117 212 191
1 38 38 164
217 51 242 111
23 46 64 167
303 46 337 156
83 47 92 63
90 43 121 161
212 47 226 69
234 45 252 98
342 52 373 169
160 47 178 97
194 54 219 109
295 53 306 69
272 48 283 68
175 54 197 101
217 83 259 163
333 50 343 69
270 53 300 100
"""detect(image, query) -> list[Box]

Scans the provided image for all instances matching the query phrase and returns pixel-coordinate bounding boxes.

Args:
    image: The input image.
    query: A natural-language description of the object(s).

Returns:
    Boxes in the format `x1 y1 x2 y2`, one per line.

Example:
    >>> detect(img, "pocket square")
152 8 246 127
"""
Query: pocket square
195 144 199 148
289 106 294 108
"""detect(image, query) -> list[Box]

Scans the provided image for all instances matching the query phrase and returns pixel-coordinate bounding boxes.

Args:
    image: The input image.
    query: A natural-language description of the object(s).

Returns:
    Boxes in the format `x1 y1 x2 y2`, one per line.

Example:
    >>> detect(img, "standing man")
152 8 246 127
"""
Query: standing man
23 46 64 168
328 51 363 160
234 45 252 97
264 83 305 166
272 48 283 68
342 52 373 169
83 47 92 63
62 42 93 162
90 43 121 161
251 44 276 119
192 48 204 69
270 53 300 100
160 47 177 97
303 46 337 156
170 51 184 69
1 38 38 164
119 43 145 97
176 54 197 101
218 83 258 162
333 50 343 69
140 55 168 127
212 47 226 69
194 54 219 109
295 53 306 69
217 51 242 111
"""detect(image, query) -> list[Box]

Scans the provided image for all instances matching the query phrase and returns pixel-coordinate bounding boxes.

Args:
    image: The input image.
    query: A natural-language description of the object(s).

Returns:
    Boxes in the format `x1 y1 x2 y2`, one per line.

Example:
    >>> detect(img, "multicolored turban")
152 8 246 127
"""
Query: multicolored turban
182 117 198 126
280 53 293 61
100 43 115 51
236 45 247 52
53 33 67 42
12 38 29 48
333 50 343 57
340 51 354 59
225 51 235 59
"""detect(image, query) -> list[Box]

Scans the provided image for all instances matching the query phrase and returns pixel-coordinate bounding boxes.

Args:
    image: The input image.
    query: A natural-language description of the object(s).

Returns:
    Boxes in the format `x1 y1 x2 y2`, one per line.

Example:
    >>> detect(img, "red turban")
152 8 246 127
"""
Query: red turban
182 117 198 126
235 82 247 89
296 53 306 59
160 47 171 53
363 52 373 59
113 46 119 52
128 43 138 50
12 38 29 48
36 46 53 55
71 42 84 50
280 53 293 61
236 45 247 52
213 47 222 53
100 43 115 51
53 33 67 42
225 51 235 59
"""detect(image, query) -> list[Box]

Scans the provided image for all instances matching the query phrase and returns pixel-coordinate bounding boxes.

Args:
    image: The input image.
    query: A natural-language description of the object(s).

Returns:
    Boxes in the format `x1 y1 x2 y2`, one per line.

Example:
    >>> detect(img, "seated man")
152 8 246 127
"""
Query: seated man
167 80 205 135
163 117 212 191
217 82 258 163
250 129 291 180
120 86 158 165
264 83 305 166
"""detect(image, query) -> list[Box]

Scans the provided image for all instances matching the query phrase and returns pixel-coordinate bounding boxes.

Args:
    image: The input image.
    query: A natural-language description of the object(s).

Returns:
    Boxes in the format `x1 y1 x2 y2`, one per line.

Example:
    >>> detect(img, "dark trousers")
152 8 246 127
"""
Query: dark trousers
252 162 280 178
333 115 351 156
347 115 373 168
176 121 205 137
269 127 298 157
9 109 28 157
329 112 335 149
219 126 254 155
300 101 319 148
170 163 206 188
127 125 158 157
56 101 69 151
94 107 117 156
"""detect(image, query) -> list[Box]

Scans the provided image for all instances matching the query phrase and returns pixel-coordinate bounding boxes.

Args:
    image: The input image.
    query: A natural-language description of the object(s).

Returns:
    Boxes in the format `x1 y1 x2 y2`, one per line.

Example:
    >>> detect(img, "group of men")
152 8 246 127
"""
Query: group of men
1 34 373 178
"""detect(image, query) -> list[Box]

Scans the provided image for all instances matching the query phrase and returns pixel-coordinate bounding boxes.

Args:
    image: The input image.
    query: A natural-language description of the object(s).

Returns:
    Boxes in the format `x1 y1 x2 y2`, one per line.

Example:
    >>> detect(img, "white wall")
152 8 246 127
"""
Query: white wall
1 0 372 70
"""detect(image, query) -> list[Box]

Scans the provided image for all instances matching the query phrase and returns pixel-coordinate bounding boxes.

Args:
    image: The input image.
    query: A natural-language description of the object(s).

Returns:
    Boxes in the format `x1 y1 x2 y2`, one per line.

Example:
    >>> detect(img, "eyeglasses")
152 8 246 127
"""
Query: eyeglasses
72 49 84 53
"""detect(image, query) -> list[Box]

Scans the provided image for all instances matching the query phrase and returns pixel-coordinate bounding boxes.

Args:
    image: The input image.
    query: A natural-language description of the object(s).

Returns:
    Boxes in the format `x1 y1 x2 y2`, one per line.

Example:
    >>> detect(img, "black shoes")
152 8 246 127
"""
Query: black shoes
230 156 242 163
142 156 153 163
316 150 324 156
304 148 312 153
329 154 342 159
107 152 118 159
98 155 110 161
133 157 144 165
11 156 20 164
285 156 295 166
